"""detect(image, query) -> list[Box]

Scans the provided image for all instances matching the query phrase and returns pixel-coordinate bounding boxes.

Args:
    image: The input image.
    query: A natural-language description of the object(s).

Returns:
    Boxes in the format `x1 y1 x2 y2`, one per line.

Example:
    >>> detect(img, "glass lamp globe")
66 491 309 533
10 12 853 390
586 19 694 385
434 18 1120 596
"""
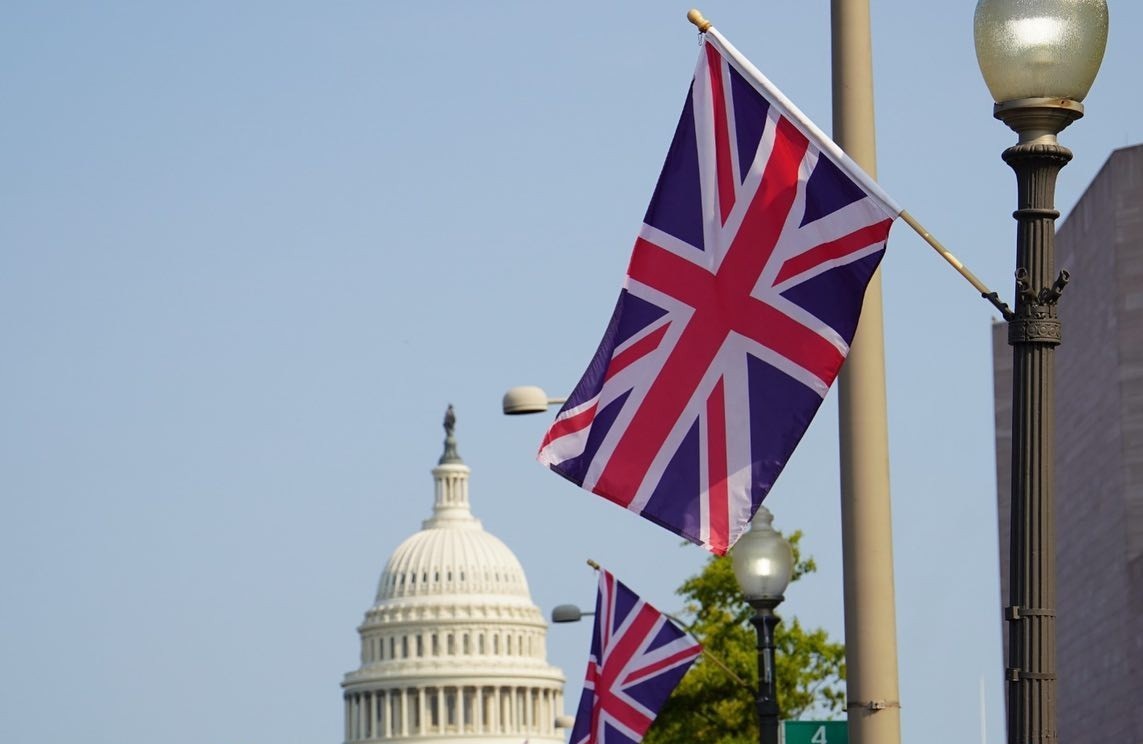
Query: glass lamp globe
974 0 1109 103
731 507 793 603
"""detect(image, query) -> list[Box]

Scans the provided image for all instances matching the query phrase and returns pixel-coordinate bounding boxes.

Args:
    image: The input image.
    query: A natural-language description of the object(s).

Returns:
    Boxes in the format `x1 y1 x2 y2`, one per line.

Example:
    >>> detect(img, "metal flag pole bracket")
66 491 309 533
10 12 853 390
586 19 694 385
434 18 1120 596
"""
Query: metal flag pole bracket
846 699 902 712
1003 605 1055 620
1006 669 1056 682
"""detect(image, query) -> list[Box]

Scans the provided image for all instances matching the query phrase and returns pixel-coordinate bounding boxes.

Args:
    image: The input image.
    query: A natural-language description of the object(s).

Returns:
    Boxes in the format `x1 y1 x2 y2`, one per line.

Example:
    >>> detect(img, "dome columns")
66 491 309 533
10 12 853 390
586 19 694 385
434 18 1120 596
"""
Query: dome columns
343 682 564 742
425 463 474 527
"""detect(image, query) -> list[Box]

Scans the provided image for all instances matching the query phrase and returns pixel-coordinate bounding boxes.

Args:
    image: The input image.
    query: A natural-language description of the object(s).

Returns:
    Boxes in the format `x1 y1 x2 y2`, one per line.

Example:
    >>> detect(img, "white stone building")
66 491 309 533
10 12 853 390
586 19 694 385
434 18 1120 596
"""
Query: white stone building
342 408 567 743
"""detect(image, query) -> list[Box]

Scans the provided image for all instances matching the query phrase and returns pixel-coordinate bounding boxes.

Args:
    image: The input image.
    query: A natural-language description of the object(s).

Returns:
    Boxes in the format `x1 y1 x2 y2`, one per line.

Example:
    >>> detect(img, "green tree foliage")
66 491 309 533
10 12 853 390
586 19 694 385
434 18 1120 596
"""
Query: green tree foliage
643 533 846 744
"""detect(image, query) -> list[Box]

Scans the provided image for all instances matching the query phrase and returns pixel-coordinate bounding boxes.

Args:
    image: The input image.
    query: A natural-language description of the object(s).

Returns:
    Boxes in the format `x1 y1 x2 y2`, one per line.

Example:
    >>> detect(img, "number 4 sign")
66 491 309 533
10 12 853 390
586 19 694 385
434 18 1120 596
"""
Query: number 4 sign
782 720 849 744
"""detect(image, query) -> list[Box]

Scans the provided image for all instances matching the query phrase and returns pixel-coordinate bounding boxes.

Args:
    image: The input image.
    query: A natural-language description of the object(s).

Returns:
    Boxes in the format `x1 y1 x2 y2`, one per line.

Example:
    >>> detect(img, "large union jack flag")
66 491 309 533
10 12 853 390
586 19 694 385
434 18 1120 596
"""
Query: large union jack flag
538 30 900 555
569 568 702 744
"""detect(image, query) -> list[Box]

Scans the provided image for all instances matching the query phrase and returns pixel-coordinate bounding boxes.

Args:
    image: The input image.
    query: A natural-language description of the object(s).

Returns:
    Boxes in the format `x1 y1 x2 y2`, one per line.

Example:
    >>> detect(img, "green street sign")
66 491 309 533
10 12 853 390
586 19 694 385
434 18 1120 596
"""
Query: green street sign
782 720 849 744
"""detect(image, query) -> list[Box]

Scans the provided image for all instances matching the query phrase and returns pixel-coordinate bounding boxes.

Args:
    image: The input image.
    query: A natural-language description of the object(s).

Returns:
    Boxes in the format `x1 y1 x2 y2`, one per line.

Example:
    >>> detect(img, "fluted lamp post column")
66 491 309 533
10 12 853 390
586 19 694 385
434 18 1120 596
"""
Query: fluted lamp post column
731 507 794 744
973 2 1108 743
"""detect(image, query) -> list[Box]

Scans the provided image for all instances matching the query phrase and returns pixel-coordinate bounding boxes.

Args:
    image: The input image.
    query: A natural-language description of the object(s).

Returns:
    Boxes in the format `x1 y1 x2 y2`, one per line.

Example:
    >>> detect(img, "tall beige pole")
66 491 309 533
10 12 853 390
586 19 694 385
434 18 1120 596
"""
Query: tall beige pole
830 2 903 744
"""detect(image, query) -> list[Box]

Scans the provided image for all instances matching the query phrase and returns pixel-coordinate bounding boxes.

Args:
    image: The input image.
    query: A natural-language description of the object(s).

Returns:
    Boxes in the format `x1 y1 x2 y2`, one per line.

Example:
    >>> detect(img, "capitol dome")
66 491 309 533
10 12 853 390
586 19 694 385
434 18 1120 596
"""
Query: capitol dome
378 525 532 603
342 408 567 744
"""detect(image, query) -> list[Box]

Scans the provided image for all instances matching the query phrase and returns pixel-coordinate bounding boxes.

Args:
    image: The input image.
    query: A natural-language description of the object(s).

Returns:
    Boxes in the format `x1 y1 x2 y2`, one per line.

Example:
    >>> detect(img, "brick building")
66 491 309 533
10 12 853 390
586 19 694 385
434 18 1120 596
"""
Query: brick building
992 144 1143 742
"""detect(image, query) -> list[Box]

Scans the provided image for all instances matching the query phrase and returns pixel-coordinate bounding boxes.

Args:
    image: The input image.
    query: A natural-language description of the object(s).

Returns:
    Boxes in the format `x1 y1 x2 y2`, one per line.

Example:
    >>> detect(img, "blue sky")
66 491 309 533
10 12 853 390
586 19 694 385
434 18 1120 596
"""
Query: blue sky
2 3 1139 744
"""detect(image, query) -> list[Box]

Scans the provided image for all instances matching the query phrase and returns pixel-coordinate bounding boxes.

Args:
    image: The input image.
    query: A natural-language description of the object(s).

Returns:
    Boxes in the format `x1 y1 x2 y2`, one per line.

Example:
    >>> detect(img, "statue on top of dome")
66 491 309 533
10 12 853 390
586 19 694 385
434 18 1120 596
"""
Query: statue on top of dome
439 404 462 464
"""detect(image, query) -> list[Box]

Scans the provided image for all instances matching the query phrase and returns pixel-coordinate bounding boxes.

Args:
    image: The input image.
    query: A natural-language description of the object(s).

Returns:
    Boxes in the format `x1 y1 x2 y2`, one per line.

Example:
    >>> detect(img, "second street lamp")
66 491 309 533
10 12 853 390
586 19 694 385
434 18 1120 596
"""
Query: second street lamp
973 1 1109 742
502 386 566 416
731 507 794 744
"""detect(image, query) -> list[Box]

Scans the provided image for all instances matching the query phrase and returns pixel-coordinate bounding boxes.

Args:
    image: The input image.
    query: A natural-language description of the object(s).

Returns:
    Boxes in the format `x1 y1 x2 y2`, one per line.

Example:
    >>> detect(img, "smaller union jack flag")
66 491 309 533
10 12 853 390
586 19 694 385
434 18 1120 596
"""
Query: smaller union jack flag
569 568 702 744
539 26 901 554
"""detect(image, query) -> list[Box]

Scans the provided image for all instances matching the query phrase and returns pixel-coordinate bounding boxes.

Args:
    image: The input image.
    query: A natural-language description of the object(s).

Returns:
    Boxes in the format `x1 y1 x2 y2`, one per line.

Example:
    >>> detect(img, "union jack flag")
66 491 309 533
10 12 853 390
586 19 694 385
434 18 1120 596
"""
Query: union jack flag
538 30 900 554
569 568 702 744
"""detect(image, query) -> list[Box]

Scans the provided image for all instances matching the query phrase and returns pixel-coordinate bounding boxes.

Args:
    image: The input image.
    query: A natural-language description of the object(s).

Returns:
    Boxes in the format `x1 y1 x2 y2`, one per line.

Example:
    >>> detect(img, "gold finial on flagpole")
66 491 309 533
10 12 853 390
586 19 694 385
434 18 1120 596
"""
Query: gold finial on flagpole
586 559 601 571
687 9 712 32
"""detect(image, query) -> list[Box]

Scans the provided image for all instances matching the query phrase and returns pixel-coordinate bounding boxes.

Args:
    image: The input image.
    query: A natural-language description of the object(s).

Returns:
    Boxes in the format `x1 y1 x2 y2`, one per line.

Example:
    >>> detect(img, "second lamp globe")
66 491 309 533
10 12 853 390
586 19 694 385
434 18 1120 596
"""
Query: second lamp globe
731 507 793 604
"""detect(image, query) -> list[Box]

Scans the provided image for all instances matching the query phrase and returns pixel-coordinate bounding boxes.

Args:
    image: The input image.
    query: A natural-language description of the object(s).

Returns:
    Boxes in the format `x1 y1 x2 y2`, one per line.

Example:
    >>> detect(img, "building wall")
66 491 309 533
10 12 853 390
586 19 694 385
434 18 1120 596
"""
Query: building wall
992 144 1143 743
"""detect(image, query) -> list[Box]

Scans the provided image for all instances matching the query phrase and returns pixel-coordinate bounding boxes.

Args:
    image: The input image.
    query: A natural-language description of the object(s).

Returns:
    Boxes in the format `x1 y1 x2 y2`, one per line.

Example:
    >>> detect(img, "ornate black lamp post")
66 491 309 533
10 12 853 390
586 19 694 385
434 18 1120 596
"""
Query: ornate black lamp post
972 2 1108 742
731 507 794 744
